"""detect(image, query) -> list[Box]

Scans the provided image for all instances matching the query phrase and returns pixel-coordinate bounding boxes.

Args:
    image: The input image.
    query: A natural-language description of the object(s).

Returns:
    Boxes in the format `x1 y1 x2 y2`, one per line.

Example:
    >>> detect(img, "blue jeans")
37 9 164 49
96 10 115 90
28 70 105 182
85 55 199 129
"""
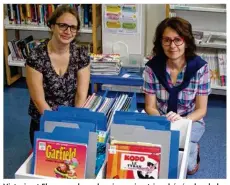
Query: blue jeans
187 121 205 172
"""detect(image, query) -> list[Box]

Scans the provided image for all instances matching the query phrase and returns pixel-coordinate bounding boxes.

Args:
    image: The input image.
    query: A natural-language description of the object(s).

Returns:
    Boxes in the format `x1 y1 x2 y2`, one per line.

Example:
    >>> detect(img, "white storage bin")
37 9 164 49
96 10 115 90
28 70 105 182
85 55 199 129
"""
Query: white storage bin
15 153 105 179
15 119 192 179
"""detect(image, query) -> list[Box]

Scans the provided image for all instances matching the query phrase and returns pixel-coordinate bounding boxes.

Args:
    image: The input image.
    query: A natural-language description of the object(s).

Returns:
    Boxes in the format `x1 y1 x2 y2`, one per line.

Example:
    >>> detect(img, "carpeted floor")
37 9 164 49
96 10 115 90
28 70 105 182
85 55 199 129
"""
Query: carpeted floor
3 78 226 179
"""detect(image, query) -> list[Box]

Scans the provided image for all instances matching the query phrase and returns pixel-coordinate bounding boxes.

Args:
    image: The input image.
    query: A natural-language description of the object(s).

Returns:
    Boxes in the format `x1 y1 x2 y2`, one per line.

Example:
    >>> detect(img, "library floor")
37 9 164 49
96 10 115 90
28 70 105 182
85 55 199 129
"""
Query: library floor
4 78 226 179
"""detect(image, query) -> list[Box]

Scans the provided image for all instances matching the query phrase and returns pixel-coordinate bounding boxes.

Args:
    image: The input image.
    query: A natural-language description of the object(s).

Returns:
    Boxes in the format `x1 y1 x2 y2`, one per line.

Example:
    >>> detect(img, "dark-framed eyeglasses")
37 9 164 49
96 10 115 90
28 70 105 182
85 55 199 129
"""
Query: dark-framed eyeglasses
55 23 78 33
161 36 184 46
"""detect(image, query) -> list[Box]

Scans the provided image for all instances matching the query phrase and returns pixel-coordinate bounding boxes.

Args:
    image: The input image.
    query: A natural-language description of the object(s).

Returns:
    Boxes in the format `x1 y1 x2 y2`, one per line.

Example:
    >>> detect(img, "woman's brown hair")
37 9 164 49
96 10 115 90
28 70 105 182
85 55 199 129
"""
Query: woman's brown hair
152 17 197 60
47 5 80 31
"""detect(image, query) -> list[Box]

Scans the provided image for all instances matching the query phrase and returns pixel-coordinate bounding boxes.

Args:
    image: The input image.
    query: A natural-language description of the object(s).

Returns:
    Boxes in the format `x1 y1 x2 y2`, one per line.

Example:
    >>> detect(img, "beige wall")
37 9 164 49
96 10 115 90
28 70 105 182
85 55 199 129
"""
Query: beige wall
145 4 166 55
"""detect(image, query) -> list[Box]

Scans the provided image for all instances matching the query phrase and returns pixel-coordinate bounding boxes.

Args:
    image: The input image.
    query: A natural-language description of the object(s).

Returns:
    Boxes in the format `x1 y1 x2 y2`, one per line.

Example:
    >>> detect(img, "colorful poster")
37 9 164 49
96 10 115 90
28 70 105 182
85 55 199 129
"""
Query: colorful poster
34 139 87 179
104 4 139 35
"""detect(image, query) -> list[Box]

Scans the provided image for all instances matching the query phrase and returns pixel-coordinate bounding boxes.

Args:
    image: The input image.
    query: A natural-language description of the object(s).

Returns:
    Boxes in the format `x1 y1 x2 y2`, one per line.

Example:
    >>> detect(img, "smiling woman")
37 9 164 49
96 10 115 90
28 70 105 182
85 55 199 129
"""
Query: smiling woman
25 5 90 148
143 17 211 175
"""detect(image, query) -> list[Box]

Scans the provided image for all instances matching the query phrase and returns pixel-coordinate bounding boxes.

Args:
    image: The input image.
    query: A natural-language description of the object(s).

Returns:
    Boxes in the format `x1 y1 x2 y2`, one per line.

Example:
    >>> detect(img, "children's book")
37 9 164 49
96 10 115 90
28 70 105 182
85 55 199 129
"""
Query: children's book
34 139 87 179
106 141 161 179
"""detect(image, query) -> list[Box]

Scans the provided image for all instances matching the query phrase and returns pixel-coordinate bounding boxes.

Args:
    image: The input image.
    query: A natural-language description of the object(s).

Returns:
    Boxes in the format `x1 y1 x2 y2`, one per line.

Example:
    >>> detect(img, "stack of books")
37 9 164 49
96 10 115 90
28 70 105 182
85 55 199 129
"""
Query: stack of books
90 54 121 75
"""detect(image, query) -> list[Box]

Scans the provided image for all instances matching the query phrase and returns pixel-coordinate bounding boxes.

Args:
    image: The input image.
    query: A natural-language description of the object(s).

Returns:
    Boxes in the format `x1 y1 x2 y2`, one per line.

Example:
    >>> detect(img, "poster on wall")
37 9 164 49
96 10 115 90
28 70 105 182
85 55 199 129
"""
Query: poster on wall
104 4 139 35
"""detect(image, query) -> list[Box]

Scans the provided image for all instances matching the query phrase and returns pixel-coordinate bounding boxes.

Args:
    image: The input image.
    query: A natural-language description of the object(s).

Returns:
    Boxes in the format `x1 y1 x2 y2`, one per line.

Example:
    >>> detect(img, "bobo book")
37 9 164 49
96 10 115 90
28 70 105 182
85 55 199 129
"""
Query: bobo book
106 141 161 179
33 139 87 179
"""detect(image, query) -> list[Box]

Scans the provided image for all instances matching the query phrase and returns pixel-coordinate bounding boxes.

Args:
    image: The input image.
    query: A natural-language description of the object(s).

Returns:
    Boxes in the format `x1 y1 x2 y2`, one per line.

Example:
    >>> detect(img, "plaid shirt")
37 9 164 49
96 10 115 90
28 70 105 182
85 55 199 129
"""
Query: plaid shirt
143 63 211 125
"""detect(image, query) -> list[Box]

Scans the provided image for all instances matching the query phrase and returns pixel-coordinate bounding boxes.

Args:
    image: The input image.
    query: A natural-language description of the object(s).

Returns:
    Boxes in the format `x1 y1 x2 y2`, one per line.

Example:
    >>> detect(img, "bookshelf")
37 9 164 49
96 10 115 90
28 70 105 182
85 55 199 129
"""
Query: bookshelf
4 4 102 86
166 4 226 96
4 24 93 33
168 4 226 13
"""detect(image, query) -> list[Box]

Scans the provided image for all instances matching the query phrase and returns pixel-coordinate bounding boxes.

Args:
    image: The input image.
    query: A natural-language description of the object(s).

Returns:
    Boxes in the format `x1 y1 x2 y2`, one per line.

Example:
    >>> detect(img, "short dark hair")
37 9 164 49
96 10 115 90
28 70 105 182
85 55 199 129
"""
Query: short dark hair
152 17 196 60
147 162 154 167
47 5 80 31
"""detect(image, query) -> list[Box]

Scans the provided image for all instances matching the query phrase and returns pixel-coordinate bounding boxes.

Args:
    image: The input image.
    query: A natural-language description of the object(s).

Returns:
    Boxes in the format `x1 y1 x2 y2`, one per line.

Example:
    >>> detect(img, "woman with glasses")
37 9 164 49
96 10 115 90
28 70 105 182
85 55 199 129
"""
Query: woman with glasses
26 5 90 148
143 17 211 175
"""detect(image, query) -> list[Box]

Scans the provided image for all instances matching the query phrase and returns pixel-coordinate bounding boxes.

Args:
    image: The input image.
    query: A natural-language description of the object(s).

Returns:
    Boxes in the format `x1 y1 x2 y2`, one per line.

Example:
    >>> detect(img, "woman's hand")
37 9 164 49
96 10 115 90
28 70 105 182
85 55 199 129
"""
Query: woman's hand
165 111 183 122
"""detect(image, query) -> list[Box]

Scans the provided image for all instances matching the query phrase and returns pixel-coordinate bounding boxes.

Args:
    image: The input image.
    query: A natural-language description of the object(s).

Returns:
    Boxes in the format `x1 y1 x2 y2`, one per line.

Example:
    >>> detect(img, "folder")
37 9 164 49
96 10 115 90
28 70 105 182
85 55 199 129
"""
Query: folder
43 120 96 133
109 123 179 178
40 110 107 132
113 111 171 130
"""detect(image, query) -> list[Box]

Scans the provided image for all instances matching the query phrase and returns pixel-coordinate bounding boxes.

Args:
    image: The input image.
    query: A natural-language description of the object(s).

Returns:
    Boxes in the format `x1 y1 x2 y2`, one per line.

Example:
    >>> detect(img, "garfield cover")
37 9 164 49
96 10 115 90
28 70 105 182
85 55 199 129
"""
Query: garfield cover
33 139 87 179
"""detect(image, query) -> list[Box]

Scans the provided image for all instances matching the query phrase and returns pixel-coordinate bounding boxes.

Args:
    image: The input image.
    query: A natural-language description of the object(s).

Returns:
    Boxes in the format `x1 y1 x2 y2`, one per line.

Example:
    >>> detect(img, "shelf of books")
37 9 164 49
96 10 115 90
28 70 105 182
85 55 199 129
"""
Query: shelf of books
193 30 226 49
7 35 46 68
166 4 227 96
4 4 102 85
15 89 193 179
169 4 226 13
4 24 93 33
196 43 226 49
197 48 226 95
4 4 93 30
8 57 25 67
211 85 226 96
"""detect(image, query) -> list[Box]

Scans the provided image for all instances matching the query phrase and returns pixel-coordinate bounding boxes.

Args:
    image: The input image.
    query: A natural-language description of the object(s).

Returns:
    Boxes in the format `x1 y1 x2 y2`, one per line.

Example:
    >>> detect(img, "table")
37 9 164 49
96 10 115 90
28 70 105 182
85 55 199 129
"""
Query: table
90 67 145 103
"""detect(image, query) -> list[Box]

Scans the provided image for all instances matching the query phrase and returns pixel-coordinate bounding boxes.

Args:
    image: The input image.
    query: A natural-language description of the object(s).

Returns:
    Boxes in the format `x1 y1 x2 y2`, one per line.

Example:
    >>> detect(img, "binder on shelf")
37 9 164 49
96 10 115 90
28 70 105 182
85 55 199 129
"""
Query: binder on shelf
32 127 97 179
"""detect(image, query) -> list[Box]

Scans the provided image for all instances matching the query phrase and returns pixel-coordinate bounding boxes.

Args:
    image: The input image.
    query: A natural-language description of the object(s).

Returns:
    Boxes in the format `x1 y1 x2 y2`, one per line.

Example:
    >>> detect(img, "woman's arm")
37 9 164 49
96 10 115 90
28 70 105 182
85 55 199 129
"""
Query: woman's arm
143 65 160 116
185 95 208 121
26 65 52 114
186 63 210 121
75 65 90 107
145 94 161 116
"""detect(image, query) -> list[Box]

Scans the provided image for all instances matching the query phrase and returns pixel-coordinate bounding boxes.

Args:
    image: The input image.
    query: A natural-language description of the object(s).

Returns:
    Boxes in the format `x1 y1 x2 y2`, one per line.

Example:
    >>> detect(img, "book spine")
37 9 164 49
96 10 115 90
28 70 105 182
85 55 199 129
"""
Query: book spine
88 5 92 27
15 4 21 24
9 4 15 24
33 4 38 25
81 5 84 28
19 5 25 24
48 4 52 19
39 5 44 26
43 4 48 26
25 4 31 24
8 41 17 59
83 4 89 28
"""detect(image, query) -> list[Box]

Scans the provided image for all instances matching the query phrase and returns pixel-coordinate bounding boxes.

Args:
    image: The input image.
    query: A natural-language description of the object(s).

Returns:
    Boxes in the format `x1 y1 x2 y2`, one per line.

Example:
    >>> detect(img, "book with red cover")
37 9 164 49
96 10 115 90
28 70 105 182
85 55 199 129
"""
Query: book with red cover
106 141 161 179
34 139 87 179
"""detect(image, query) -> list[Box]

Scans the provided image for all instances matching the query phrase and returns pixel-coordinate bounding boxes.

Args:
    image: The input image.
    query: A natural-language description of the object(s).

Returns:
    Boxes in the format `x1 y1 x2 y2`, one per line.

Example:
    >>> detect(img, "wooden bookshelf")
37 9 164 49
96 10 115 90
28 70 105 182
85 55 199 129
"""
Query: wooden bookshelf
4 4 102 86
4 24 93 33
